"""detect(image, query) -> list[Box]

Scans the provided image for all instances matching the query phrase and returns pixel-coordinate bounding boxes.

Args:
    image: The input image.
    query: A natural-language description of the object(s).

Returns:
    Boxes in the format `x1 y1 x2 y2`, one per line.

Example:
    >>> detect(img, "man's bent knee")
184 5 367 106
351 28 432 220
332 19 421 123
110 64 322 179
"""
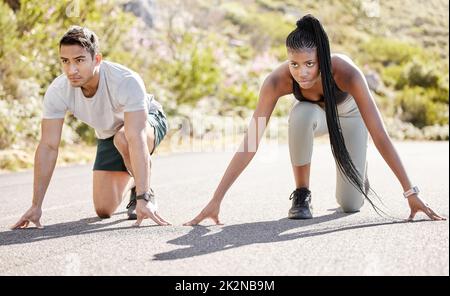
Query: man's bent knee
113 130 128 153
95 207 114 219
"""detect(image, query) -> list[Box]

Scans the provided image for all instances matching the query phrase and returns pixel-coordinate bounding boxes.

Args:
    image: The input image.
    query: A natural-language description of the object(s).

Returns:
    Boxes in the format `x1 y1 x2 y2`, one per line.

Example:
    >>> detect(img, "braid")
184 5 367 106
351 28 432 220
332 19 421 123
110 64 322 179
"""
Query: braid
287 14 391 217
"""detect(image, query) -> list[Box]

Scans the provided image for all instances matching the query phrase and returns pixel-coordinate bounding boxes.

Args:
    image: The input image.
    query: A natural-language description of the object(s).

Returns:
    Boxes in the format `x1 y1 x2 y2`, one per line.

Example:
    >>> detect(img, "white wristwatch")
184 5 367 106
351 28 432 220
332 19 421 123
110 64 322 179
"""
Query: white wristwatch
403 186 420 198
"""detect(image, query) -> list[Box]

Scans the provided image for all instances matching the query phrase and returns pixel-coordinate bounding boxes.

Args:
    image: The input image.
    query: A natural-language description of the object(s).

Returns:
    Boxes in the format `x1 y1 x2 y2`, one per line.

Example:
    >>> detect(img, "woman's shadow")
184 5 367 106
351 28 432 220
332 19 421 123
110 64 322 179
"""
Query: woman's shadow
154 209 413 261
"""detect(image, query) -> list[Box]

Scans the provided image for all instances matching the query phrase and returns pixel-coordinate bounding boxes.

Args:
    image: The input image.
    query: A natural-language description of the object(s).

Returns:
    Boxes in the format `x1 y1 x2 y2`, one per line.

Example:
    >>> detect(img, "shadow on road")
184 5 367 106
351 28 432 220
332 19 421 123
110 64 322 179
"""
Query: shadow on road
0 211 153 246
153 210 422 261
1 209 429 252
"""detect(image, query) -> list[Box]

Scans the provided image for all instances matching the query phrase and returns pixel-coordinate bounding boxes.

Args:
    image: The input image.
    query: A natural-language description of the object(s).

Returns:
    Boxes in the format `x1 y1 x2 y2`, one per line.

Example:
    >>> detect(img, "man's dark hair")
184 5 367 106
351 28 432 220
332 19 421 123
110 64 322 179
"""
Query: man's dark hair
59 26 99 59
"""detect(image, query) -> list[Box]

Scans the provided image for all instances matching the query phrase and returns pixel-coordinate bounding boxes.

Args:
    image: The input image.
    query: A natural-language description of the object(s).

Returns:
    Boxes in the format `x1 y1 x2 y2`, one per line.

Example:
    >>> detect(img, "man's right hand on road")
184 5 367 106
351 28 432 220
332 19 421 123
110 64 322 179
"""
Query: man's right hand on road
11 206 43 229
134 200 171 227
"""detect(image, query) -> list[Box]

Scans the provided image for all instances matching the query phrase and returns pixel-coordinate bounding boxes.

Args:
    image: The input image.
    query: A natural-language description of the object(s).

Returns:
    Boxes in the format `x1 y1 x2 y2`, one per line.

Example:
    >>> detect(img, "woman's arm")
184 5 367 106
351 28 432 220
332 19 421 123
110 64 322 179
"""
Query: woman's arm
334 55 445 221
184 65 292 225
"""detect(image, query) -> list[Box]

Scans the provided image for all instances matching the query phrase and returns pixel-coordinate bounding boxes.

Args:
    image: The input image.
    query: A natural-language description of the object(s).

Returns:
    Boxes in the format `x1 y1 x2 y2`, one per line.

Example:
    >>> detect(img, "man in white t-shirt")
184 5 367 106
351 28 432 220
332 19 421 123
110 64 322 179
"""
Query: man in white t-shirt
11 26 170 228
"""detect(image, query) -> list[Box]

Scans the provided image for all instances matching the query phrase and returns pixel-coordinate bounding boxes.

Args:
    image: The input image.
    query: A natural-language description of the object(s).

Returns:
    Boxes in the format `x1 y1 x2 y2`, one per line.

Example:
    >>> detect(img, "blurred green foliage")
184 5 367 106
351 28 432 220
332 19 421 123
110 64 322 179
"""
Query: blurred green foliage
0 0 448 155
361 37 448 127
158 33 221 106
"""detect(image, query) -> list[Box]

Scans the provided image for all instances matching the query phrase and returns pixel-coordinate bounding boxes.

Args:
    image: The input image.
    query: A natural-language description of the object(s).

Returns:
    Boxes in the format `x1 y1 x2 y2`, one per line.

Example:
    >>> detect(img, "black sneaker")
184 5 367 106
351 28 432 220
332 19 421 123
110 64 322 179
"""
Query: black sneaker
126 187 137 220
288 188 313 219
126 187 157 220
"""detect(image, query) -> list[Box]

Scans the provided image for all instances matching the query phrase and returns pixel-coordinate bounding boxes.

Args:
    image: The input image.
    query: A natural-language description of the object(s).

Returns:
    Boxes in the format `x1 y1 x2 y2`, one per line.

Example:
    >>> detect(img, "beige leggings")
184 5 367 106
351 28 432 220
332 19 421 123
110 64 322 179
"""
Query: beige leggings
288 97 368 212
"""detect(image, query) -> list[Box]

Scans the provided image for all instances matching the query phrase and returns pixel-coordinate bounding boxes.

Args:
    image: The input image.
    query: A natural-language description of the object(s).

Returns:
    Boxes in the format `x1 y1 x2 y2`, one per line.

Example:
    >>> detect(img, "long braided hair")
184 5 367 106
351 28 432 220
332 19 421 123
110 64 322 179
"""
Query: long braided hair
286 14 386 215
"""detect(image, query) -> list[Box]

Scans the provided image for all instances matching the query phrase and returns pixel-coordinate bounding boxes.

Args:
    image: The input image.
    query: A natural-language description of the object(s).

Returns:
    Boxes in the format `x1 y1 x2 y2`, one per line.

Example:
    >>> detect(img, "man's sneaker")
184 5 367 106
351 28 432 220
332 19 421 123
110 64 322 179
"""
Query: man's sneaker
126 187 157 220
126 187 137 220
288 187 313 219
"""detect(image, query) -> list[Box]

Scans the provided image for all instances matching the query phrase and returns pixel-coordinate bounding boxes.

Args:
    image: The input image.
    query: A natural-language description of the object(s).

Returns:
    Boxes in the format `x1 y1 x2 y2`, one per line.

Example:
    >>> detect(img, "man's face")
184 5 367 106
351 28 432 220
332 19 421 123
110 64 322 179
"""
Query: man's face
59 44 101 88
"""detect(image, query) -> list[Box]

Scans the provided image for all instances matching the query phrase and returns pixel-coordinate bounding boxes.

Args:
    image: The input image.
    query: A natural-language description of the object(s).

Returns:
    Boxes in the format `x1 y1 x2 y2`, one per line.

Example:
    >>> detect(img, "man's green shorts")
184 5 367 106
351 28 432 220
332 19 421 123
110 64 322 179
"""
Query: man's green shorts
93 109 168 172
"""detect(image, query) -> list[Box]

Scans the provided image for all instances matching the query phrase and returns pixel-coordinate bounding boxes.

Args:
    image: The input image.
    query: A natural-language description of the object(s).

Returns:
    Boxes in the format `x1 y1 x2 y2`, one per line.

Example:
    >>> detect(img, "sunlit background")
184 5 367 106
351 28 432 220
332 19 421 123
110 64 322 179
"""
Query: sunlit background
0 0 448 171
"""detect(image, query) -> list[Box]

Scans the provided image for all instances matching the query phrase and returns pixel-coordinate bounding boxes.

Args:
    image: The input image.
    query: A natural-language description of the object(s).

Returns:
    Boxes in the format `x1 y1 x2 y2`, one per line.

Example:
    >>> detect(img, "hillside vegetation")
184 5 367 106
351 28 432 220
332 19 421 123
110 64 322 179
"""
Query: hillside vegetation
0 0 448 170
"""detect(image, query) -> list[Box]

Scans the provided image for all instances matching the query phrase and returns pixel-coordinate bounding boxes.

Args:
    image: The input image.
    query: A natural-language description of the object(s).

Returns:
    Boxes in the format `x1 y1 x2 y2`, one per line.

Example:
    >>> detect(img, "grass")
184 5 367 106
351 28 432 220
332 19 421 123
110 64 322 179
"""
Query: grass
0 144 96 174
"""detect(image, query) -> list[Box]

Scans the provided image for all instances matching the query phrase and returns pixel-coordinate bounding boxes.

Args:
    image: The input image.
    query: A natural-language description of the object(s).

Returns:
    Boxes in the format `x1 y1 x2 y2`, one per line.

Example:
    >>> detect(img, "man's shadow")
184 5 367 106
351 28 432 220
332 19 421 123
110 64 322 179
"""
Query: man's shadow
0 211 153 246
154 209 416 261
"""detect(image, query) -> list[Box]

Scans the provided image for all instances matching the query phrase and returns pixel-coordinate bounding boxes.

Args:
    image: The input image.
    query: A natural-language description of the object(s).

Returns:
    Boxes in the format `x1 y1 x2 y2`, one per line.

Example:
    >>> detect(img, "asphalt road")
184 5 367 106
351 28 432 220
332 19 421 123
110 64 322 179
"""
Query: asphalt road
0 141 448 275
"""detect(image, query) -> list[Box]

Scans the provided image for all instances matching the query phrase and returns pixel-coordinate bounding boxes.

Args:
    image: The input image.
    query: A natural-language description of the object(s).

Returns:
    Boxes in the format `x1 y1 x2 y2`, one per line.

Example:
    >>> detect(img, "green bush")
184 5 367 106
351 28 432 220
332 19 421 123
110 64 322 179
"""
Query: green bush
396 87 449 128
0 150 33 171
0 89 41 149
361 38 423 66
223 82 259 110
382 65 405 88
157 34 222 106
73 122 97 146
400 60 440 89
364 37 449 129
0 100 17 149
0 1 21 96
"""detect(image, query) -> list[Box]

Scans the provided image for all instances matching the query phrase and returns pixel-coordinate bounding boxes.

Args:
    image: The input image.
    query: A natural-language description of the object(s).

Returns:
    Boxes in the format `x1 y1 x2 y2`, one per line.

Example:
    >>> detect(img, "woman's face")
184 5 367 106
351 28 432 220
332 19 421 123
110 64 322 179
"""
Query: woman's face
287 47 320 89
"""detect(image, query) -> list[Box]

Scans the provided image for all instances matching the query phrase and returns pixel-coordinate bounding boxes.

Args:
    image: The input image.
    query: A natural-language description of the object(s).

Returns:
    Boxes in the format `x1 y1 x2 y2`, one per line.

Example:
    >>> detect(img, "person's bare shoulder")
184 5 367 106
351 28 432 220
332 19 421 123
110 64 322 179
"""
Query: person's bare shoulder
264 61 293 97
331 54 362 92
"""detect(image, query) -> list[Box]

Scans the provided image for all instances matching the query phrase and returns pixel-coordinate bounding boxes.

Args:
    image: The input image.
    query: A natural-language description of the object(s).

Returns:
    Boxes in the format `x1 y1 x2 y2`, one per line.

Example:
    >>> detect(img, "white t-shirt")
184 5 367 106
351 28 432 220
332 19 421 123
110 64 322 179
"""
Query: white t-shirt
42 60 163 139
